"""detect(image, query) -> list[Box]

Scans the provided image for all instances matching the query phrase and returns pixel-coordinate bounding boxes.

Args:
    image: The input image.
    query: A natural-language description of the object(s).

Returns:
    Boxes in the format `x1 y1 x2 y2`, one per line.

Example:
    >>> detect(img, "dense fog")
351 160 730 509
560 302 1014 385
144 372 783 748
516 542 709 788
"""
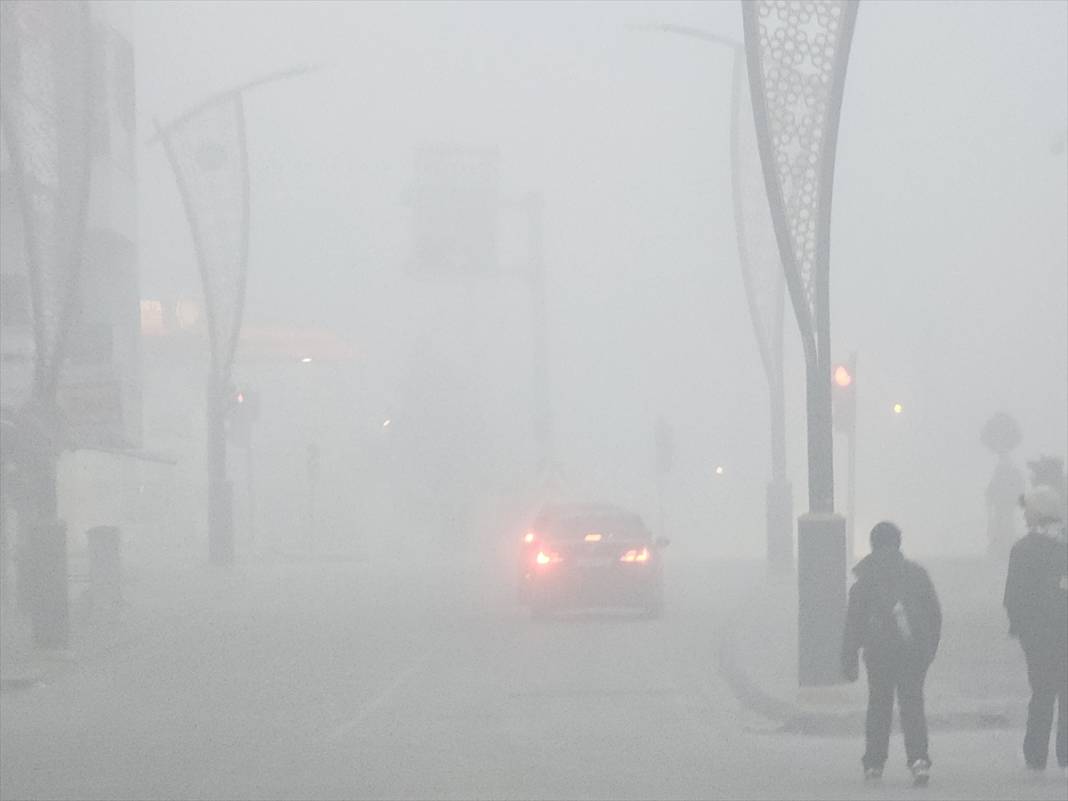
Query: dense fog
131 0 1068 558
1 2 1066 800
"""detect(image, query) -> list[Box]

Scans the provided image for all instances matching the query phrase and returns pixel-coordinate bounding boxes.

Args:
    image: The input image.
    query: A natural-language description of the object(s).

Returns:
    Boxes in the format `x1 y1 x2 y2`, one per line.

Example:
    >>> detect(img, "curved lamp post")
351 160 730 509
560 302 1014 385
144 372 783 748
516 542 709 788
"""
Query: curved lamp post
634 23 793 573
152 65 316 566
743 0 859 686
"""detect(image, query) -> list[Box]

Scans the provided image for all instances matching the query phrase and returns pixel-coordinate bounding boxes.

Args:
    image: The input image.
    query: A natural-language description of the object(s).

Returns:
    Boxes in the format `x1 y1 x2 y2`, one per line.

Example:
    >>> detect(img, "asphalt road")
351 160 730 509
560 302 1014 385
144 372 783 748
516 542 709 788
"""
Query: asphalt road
1 549 1064 800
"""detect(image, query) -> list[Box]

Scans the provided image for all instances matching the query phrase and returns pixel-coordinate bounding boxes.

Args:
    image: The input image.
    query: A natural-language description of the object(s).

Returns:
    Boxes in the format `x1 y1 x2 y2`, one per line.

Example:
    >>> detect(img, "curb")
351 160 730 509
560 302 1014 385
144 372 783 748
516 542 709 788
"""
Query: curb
713 590 1023 737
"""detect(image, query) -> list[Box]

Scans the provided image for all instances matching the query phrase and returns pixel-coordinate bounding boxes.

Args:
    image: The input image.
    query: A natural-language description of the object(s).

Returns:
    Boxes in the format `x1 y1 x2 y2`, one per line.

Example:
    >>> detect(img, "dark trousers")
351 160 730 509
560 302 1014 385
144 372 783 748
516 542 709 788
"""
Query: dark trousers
863 659 929 769
1021 638 1068 769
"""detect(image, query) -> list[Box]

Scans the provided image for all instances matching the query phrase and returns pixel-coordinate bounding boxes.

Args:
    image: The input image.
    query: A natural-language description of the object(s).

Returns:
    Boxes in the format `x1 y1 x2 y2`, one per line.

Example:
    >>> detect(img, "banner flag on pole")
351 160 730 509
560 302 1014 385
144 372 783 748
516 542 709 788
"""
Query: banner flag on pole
155 94 250 380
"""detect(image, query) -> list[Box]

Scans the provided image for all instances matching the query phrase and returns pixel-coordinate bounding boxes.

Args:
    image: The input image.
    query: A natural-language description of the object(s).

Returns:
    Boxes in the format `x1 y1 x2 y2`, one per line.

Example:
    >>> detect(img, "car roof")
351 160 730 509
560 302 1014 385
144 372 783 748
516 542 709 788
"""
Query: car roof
537 502 626 518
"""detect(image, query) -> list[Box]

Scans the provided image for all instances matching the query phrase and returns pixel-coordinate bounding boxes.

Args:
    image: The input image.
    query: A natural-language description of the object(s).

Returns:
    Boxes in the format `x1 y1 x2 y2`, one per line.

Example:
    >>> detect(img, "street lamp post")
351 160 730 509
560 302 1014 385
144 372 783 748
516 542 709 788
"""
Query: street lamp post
153 66 314 566
743 0 859 686
635 24 793 572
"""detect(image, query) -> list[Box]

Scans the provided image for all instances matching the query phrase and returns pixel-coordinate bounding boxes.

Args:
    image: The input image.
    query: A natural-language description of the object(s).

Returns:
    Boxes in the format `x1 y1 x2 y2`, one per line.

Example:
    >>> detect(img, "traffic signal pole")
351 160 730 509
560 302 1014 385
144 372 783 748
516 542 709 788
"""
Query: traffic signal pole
831 353 858 563
845 353 857 564
246 427 256 545
207 377 234 566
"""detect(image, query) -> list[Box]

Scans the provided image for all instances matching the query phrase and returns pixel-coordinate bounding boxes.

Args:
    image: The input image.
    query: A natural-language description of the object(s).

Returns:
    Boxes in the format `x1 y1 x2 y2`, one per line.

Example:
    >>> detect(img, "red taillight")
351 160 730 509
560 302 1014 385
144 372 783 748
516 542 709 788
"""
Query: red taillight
535 550 562 566
619 547 651 563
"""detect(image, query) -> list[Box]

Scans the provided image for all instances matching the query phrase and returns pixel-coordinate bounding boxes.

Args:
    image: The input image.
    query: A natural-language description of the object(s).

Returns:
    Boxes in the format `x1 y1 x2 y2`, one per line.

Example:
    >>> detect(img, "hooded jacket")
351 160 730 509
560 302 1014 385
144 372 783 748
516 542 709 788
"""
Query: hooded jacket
841 548 942 673
1003 525 1068 645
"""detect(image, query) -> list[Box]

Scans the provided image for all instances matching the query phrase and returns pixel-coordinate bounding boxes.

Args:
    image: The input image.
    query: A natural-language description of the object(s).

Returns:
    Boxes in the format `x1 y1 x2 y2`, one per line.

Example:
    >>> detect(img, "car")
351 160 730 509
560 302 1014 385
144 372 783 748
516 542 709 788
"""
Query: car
517 503 669 619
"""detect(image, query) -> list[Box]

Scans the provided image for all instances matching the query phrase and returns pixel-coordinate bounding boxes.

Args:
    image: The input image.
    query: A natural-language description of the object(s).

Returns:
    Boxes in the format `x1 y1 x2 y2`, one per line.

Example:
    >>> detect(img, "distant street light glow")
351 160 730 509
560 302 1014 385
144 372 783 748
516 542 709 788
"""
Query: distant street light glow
892 403 904 415
382 419 391 428
833 365 853 388
715 465 725 476
300 357 313 363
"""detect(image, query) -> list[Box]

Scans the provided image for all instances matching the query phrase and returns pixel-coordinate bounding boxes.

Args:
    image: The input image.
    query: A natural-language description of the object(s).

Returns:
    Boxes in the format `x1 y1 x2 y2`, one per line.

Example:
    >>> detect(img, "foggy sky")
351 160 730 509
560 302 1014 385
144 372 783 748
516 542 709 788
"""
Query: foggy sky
134 0 1068 556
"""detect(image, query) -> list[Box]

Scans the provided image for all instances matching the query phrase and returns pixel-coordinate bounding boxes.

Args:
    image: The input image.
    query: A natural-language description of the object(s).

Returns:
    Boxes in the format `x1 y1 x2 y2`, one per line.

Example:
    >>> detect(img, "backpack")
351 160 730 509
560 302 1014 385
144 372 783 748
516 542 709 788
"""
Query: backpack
891 600 913 643
869 573 914 647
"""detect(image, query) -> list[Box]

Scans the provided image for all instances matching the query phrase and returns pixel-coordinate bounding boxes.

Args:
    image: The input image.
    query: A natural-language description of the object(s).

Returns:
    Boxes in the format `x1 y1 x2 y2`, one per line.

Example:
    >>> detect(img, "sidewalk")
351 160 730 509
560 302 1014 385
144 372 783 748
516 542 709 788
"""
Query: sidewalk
0 545 206 693
0 590 139 693
716 557 1031 735
0 546 469 695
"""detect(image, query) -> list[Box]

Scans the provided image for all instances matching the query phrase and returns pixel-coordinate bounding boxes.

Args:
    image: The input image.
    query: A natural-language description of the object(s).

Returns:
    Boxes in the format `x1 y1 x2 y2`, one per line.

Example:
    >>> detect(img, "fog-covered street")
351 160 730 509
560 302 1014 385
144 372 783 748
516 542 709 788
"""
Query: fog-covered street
2 548 1063 801
2 2 1066 799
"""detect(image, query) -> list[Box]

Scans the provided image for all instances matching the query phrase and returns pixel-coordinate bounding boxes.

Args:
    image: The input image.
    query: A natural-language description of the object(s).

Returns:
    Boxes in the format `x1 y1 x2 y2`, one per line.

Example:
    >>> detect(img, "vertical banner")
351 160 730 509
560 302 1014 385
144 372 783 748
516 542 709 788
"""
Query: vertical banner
155 94 250 383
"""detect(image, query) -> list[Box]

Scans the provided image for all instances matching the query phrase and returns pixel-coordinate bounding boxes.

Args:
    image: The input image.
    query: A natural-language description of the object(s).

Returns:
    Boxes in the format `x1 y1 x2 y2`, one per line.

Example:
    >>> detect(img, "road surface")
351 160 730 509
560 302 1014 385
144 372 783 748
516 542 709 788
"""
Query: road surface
1 548 1064 800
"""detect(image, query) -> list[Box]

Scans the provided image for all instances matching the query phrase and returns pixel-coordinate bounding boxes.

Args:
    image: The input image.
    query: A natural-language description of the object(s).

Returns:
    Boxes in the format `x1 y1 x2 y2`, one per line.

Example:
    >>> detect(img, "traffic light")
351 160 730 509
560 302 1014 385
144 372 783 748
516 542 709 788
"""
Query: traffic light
831 359 856 435
227 387 259 446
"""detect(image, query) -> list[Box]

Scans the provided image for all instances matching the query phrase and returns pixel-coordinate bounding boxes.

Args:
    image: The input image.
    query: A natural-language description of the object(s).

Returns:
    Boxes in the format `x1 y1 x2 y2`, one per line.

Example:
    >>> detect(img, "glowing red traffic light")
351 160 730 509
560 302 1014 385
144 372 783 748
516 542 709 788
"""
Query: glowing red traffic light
832 365 853 388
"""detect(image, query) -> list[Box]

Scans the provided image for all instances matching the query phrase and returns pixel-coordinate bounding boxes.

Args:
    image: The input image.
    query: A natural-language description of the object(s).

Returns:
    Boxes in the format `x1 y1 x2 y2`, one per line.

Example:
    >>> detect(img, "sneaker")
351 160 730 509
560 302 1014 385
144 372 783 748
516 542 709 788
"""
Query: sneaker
910 759 931 787
863 766 883 781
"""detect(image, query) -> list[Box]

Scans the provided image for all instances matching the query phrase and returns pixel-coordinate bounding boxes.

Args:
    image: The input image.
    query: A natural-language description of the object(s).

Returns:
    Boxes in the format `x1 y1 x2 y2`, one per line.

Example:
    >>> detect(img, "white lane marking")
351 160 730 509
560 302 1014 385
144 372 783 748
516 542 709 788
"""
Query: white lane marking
327 654 429 741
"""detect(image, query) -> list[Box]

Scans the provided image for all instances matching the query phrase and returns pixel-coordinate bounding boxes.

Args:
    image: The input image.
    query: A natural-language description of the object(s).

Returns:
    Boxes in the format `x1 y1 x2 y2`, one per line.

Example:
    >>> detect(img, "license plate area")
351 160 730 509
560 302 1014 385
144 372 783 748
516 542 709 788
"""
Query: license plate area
577 556 614 569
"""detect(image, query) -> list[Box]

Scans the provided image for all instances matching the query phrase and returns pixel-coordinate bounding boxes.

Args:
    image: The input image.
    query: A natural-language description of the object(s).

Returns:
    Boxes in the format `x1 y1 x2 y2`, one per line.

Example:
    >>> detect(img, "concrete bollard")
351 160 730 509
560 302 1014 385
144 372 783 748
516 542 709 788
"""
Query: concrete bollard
30 520 69 649
797 513 847 687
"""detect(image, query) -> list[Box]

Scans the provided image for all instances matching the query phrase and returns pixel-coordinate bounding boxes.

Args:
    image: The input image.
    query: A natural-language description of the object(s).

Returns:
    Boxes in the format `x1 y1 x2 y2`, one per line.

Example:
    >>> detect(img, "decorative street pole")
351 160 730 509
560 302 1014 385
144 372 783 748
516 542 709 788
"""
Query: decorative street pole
0 0 94 648
153 66 313 566
743 0 859 686
636 23 793 573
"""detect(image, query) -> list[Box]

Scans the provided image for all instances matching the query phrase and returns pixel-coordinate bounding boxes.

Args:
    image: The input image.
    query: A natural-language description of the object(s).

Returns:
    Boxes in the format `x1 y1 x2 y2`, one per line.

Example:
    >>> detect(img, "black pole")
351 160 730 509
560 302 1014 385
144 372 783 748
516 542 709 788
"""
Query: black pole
26 451 69 649
246 429 256 545
206 378 234 566
767 373 793 573
846 351 858 564
528 192 552 477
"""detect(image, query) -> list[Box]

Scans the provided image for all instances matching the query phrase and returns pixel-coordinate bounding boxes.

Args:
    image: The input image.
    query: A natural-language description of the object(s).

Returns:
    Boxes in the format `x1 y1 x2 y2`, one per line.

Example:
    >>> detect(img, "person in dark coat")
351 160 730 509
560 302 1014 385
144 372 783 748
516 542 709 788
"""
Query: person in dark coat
841 522 942 785
1003 486 1068 771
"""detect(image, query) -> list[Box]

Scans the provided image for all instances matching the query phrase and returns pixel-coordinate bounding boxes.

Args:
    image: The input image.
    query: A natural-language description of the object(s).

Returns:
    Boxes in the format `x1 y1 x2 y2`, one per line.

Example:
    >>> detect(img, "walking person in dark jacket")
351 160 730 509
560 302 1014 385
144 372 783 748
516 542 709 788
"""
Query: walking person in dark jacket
841 522 942 786
1003 486 1068 772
